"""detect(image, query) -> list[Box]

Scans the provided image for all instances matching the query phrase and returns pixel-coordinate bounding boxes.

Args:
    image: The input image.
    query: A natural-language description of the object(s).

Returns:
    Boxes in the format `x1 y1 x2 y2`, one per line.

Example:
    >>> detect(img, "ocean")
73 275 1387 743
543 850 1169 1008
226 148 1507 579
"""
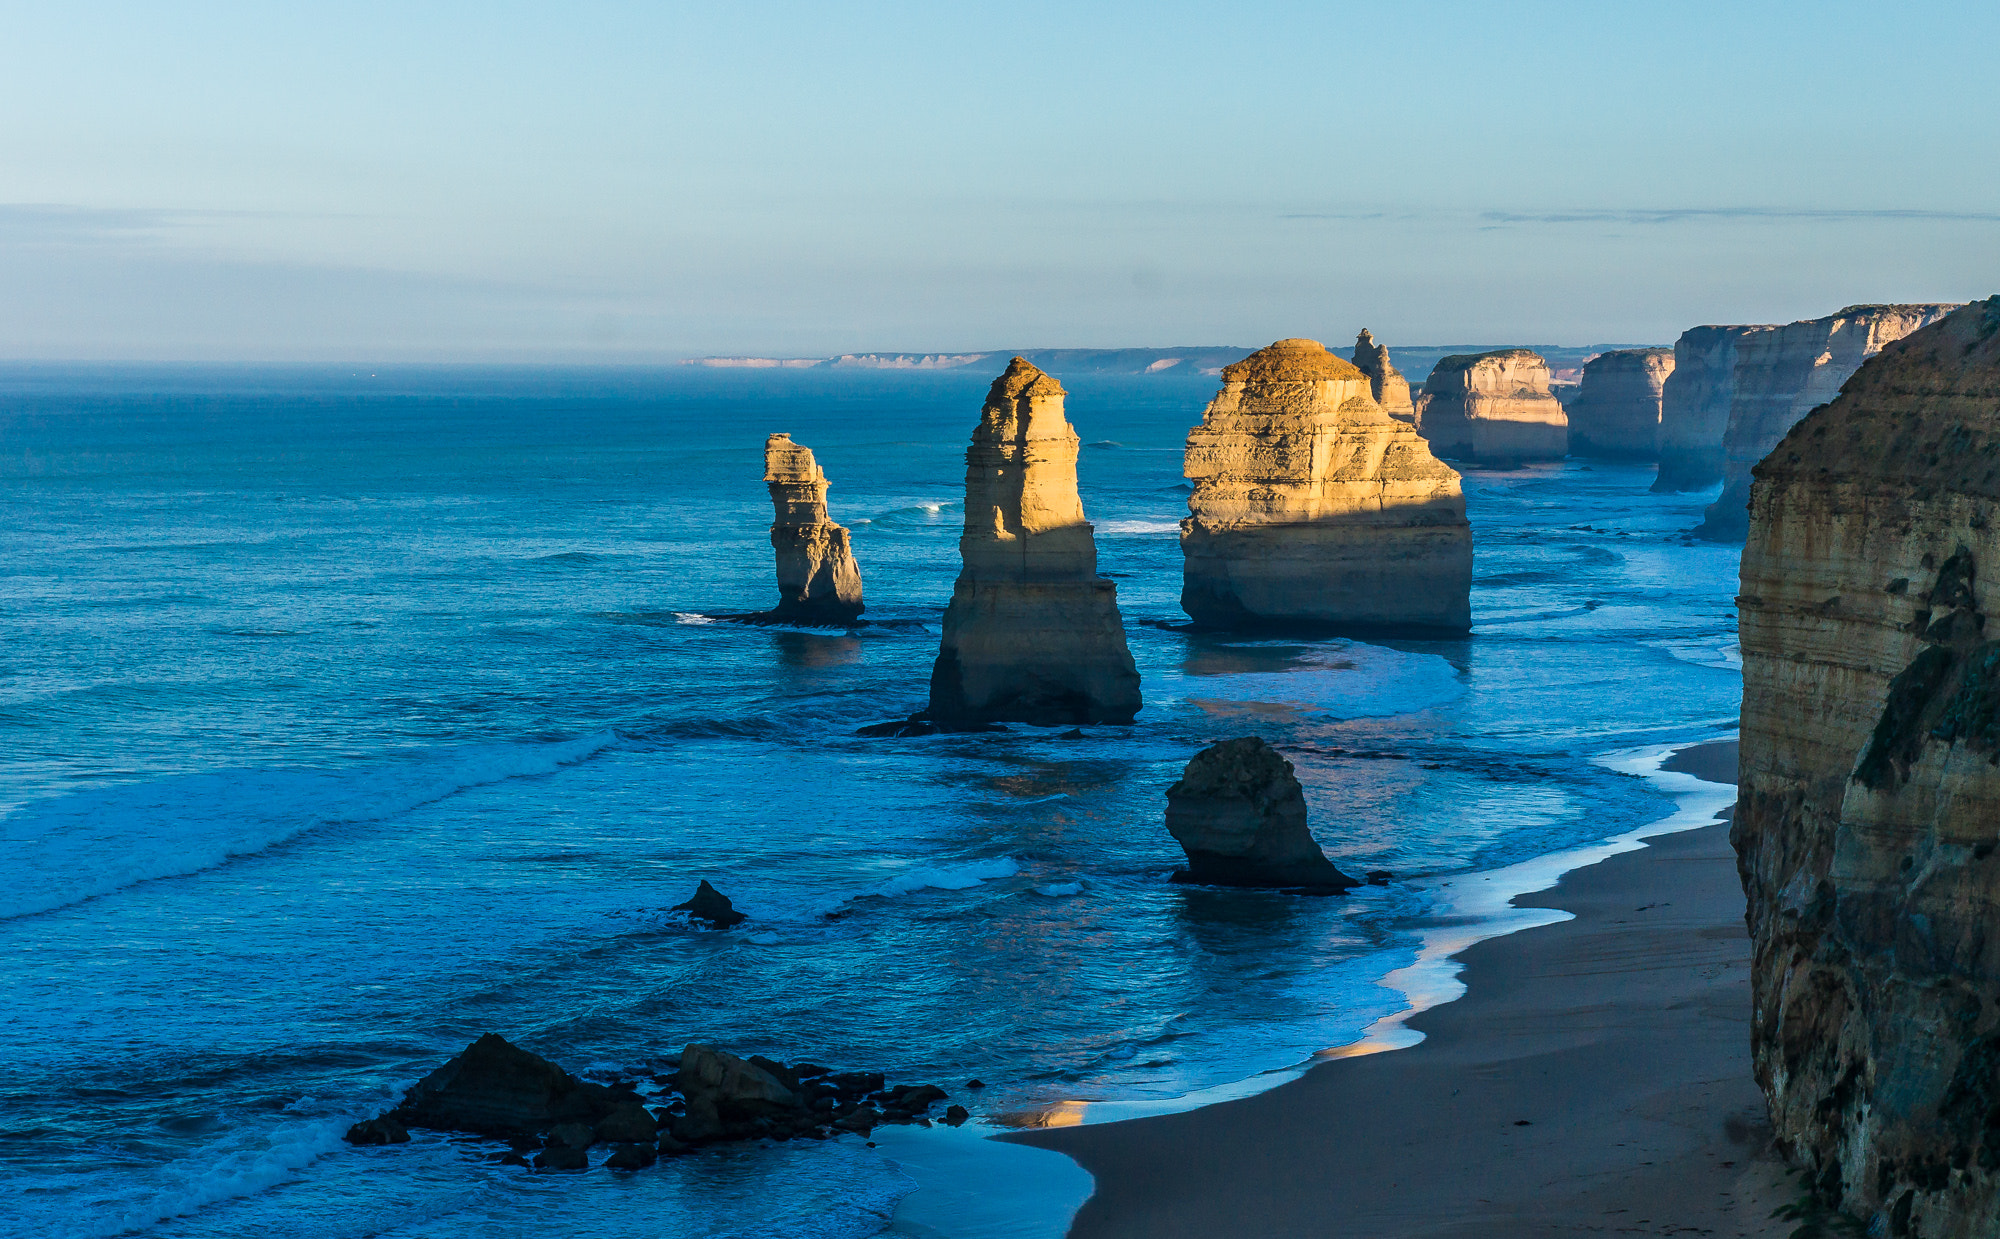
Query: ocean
0 363 1742 1237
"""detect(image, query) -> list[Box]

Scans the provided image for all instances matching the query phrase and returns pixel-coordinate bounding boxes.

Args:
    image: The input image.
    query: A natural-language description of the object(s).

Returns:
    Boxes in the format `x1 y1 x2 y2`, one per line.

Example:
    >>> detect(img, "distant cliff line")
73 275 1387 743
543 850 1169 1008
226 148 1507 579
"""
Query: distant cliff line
686 343 1642 381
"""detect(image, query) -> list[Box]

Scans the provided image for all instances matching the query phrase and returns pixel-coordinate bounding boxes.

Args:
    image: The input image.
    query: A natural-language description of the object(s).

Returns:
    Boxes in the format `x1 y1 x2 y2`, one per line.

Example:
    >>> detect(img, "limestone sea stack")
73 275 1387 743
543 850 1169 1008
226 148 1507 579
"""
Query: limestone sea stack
1180 338 1471 631
1413 349 1567 463
1737 297 2000 1235
1165 737 1357 889
1698 302 1959 539
763 433 864 622
1565 347 1674 459
1651 324 1773 492
1350 328 1417 423
926 359 1141 726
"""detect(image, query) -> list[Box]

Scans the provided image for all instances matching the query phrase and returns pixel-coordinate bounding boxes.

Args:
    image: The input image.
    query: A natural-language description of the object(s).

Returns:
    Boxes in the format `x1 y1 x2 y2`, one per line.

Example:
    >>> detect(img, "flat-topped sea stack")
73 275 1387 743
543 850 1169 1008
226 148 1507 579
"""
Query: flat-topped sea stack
1651 324 1774 492
1565 347 1673 459
763 433 864 622
1180 338 1471 632
1736 298 2000 1235
1350 329 1416 423
1699 302 1959 539
1414 349 1567 463
927 359 1141 726
1166 737 1357 890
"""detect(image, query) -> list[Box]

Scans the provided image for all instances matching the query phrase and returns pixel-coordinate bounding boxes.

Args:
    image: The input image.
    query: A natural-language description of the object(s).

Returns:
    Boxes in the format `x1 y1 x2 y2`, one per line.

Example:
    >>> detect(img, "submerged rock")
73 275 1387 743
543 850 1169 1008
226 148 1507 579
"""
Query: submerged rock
763 433 864 622
1414 349 1567 463
385 1033 621 1139
1652 324 1772 492
1350 328 1417 423
1566 347 1674 459
1165 737 1357 889
1180 338 1471 632
672 879 747 927
342 1116 409 1146
927 358 1142 726
1737 297 2000 1234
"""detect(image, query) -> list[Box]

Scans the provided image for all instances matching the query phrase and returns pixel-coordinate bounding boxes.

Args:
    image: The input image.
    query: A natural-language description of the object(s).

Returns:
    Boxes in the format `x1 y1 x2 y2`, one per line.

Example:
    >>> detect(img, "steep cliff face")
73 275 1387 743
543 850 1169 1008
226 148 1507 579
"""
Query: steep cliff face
1652 325 1774 492
1701 304 1960 539
764 433 864 622
1737 297 2000 1237
928 358 1142 726
1414 349 1568 463
1351 328 1417 423
1567 347 1674 458
1180 338 1471 631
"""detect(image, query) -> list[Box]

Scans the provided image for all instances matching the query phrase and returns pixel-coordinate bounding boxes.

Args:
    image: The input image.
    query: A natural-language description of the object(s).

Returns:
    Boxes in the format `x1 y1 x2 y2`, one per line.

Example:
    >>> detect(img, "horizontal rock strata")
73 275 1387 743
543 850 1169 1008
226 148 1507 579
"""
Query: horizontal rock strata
1166 737 1357 889
1414 348 1568 463
1652 324 1774 492
764 433 864 622
1351 329 1417 423
1566 347 1674 459
1180 338 1471 631
1736 297 2000 1236
928 358 1142 726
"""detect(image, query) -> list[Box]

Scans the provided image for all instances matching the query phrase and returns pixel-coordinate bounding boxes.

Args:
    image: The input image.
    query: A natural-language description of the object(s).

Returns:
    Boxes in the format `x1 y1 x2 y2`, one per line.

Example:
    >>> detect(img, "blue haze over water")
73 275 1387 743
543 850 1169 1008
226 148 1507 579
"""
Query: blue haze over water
0 365 1741 1237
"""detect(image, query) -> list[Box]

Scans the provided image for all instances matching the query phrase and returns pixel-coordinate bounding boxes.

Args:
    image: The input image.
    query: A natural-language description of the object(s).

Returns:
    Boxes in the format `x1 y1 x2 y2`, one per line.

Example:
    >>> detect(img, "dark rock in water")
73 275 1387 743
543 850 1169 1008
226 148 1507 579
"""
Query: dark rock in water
343 1116 409 1146
826 1070 885 1096
670 1094 723 1145
605 1142 657 1170
1365 869 1394 885
656 1132 688 1156
857 713 1009 738
885 1083 947 1114
943 1104 969 1127
545 1121 595 1150
1165 738 1359 890
533 1144 588 1172
833 1106 882 1133
672 880 746 927
966 1078 986 1090
1059 728 1086 739
674 1043 807 1144
387 1033 620 1139
594 1102 657 1144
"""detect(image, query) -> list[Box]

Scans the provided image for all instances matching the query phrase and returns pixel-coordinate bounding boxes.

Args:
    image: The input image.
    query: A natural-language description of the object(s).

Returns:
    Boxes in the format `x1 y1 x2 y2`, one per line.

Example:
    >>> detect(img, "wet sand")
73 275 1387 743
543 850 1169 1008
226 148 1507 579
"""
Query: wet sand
1011 740 1792 1237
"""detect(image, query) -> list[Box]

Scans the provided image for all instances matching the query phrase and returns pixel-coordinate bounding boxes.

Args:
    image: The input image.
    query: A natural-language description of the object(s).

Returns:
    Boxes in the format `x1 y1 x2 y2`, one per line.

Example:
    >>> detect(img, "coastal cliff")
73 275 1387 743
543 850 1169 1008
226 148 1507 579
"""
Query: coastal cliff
763 434 864 622
1180 338 1471 631
1567 348 1673 459
1700 303 1960 539
1414 349 1568 463
1653 325 1773 492
1737 297 2000 1236
928 359 1142 725
1350 329 1417 423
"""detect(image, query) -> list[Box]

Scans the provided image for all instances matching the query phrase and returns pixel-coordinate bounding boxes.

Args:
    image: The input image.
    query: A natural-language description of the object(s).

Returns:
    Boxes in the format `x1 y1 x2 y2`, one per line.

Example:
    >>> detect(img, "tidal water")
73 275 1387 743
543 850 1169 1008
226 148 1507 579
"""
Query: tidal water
0 364 1742 1237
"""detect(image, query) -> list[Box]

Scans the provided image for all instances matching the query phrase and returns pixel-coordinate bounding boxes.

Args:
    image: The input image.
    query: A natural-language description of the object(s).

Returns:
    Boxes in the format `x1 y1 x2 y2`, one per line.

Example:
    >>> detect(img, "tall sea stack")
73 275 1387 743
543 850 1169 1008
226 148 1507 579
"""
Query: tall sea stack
927 359 1141 726
1566 347 1674 459
1350 328 1416 423
763 433 864 622
1413 349 1567 463
1737 298 2000 1235
1180 338 1471 631
1651 324 1773 492
1698 302 1959 539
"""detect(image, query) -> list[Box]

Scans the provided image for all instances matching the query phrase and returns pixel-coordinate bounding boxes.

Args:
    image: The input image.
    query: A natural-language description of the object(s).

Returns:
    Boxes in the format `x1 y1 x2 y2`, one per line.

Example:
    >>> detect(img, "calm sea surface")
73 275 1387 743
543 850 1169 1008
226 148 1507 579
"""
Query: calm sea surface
0 364 1741 1237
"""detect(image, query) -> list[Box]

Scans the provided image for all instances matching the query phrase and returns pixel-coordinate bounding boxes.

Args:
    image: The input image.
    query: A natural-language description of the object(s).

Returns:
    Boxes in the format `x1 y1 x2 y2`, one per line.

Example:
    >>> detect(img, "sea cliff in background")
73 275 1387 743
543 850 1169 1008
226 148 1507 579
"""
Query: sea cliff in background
1653 324 1772 492
1737 297 2000 1237
1567 347 1673 459
1414 348 1568 464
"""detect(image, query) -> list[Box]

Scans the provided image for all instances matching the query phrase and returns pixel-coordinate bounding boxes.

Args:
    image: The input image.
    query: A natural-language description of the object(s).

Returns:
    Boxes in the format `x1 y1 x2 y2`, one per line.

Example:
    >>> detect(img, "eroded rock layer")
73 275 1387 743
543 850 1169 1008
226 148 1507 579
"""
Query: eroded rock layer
927 359 1141 725
1180 338 1471 631
1351 328 1416 423
764 433 864 621
1414 348 1568 462
1701 303 1960 539
1737 297 2000 1236
1166 737 1357 889
1567 347 1674 458
1652 324 1773 492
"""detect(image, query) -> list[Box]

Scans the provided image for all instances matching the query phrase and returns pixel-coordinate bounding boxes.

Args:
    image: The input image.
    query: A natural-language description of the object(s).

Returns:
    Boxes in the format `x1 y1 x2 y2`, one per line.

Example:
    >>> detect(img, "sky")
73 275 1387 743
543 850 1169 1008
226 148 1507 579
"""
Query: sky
2 0 1997 361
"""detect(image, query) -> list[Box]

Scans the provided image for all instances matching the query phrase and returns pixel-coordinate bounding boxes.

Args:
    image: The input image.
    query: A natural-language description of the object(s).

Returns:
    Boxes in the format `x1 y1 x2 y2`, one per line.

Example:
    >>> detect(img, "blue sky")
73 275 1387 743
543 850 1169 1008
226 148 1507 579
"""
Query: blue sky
2 0 1995 360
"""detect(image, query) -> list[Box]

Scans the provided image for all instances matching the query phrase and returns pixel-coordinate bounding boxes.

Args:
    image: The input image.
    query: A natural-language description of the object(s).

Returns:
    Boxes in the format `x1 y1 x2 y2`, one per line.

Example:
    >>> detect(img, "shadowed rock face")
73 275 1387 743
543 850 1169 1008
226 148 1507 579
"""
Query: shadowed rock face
764 433 864 622
927 358 1141 726
1699 303 1960 540
1165 737 1357 889
1737 297 2000 1236
387 1033 620 1138
1568 348 1674 459
1414 349 1567 463
1351 328 1416 423
1652 324 1774 492
1180 338 1471 632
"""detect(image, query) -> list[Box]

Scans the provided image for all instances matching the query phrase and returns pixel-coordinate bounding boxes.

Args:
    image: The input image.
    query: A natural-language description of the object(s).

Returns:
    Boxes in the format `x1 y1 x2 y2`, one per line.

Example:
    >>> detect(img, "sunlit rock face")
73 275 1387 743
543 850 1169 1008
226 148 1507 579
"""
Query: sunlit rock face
1567 347 1674 459
1737 298 2000 1236
1414 348 1567 463
1179 338 1471 632
1652 324 1774 492
927 358 1141 726
1700 303 1960 539
1350 328 1417 423
763 433 864 622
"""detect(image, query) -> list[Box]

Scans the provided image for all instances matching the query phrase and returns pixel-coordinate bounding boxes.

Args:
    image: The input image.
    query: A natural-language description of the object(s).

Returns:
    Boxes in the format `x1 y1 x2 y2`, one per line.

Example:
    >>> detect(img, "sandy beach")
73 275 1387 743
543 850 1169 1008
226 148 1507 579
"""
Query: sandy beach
1012 740 1799 1237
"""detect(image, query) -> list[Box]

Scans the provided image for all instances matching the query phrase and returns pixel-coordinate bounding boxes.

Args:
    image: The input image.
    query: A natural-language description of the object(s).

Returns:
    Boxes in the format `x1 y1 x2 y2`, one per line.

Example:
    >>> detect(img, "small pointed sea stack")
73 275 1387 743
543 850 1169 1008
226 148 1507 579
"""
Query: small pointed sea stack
1180 338 1471 631
1350 328 1416 423
926 359 1141 726
1166 737 1356 889
1566 347 1674 458
1414 349 1568 463
763 433 864 622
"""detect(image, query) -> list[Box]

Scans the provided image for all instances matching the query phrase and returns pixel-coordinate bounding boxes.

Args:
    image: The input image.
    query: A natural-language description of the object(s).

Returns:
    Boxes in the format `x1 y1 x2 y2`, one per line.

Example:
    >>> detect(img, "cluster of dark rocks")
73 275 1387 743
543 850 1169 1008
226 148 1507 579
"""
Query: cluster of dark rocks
344 1033 967 1171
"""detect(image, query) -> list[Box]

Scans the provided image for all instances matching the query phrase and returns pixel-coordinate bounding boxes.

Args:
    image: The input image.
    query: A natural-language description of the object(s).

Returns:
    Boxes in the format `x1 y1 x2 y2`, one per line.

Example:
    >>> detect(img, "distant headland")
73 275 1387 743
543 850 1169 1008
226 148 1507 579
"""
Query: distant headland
684 343 1635 380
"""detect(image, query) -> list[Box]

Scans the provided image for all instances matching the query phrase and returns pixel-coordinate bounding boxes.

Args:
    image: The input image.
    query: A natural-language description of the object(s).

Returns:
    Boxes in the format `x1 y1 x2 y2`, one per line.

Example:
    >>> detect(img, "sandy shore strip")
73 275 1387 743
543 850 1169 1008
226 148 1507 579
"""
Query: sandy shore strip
1008 739 1802 1238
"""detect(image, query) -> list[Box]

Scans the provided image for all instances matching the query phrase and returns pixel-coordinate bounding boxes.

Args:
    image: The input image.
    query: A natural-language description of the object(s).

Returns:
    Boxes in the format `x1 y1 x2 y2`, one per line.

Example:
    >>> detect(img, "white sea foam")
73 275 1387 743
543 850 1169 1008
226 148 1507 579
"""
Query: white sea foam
672 612 717 625
1095 519 1183 535
1652 635 1743 671
1035 880 1084 897
872 856 1020 897
1181 641 1466 720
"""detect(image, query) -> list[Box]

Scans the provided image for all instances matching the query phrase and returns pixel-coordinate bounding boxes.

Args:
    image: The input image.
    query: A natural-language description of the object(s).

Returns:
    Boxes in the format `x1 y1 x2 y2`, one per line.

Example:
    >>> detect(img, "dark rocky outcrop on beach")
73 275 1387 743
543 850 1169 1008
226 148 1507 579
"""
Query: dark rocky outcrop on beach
763 433 864 622
1351 329 1417 423
672 880 747 927
366 1033 624 1140
1166 737 1357 889
1699 303 1959 539
1566 348 1674 459
1414 349 1568 463
927 358 1142 726
1737 297 2000 1236
1180 338 1471 632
